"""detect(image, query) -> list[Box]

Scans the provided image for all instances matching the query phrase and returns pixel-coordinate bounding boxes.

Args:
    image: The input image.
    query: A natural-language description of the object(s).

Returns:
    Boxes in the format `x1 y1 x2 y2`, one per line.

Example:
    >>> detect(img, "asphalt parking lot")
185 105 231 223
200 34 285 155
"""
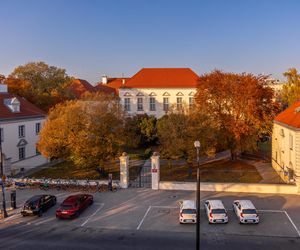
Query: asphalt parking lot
1 188 300 249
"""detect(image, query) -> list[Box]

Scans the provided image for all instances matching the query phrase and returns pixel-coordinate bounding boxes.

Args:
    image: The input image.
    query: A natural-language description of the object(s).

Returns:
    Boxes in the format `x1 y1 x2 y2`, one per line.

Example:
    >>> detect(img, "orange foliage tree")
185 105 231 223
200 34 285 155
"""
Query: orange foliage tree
195 70 279 158
37 92 126 168
6 62 74 111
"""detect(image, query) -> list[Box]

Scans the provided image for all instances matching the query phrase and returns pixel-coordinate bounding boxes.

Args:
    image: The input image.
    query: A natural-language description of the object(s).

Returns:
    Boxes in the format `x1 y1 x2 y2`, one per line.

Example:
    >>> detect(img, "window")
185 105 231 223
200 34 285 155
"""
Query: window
137 98 143 111
189 97 194 109
289 134 293 150
0 128 3 142
177 97 183 110
163 97 169 111
18 125 25 138
36 123 41 135
19 147 25 160
149 97 156 111
124 98 131 111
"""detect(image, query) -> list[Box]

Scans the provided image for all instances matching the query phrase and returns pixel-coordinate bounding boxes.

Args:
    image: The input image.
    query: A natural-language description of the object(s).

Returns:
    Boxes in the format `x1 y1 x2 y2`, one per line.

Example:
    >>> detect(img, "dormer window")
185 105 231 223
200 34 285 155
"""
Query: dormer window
4 97 20 113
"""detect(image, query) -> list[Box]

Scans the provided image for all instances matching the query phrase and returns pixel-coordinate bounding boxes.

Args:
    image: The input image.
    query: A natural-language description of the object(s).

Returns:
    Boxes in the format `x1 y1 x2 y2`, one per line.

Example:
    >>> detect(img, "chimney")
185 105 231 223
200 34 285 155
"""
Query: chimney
0 84 8 93
102 75 108 84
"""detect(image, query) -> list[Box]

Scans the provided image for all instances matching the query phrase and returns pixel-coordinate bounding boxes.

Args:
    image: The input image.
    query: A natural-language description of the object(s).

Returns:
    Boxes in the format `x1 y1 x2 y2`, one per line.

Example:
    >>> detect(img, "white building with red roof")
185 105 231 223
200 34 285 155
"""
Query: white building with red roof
96 68 199 118
0 84 48 175
272 101 300 189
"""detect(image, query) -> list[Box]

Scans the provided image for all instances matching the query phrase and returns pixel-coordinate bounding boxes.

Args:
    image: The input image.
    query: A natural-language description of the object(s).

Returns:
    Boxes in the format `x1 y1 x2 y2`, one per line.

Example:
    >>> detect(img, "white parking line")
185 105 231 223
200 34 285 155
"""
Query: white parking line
34 217 57 226
137 205 178 230
151 206 177 209
137 206 152 230
258 209 285 213
3 213 22 222
284 211 300 237
80 203 104 227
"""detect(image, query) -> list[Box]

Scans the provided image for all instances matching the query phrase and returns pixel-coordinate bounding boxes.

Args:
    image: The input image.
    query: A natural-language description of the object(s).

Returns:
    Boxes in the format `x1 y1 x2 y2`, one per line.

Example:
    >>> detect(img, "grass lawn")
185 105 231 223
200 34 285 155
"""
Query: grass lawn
160 159 263 183
29 161 142 180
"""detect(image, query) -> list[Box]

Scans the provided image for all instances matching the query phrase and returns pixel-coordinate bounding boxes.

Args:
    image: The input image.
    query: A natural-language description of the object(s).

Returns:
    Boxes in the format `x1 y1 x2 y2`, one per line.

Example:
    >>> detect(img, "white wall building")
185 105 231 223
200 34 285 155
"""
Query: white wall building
0 84 49 175
97 68 199 118
272 100 300 190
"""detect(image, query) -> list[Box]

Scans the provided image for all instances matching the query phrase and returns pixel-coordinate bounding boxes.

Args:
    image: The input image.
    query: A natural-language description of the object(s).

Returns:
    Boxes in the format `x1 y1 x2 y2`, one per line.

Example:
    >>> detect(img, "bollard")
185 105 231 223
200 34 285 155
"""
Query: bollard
11 190 16 209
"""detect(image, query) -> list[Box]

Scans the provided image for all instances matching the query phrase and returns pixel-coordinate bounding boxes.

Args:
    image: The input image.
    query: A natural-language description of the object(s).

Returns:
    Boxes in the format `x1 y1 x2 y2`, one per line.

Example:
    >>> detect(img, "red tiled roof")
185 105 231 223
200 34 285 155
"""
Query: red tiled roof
70 79 96 98
0 93 46 120
275 100 300 128
121 68 199 88
95 78 130 95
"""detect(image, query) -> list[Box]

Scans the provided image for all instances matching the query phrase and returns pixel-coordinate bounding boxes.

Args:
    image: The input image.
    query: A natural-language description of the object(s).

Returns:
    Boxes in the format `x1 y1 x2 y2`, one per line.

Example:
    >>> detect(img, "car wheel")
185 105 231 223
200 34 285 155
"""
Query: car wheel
90 199 94 205
38 210 43 217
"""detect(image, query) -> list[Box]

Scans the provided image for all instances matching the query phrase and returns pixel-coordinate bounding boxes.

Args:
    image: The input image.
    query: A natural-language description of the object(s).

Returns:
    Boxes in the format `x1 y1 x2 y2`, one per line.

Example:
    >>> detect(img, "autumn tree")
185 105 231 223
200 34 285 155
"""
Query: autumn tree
37 92 126 169
7 61 74 111
195 70 279 158
281 68 300 106
157 109 217 161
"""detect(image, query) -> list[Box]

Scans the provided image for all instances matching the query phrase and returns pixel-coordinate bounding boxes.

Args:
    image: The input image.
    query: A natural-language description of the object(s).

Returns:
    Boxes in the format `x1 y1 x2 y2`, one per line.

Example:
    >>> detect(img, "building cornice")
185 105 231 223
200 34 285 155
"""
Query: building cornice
274 120 300 131
0 115 46 123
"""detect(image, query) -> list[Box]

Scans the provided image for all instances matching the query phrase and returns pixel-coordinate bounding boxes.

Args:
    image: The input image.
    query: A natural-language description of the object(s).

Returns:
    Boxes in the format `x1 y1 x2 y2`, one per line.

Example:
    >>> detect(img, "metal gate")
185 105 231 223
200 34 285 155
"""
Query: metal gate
129 160 151 188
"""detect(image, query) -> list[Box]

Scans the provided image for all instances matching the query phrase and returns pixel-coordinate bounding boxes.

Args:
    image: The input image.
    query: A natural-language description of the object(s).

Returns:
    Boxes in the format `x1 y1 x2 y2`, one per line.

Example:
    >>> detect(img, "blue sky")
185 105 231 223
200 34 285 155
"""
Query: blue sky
1 0 300 84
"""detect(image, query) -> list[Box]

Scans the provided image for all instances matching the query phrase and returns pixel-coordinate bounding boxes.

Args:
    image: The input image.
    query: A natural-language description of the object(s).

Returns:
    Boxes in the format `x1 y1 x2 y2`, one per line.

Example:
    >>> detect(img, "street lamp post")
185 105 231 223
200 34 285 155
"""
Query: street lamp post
194 140 201 250
0 127 8 218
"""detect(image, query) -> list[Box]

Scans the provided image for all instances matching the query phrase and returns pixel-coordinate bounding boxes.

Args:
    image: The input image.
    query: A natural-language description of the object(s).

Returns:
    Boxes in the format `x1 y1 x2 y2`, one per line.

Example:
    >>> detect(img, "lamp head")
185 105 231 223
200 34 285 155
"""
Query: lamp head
194 140 200 148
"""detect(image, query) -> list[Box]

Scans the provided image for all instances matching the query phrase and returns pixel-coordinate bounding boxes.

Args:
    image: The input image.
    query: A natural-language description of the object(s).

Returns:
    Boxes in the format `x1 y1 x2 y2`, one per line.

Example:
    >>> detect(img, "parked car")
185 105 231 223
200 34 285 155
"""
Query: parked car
56 194 93 219
232 200 259 224
179 200 197 224
204 200 228 224
21 195 57 217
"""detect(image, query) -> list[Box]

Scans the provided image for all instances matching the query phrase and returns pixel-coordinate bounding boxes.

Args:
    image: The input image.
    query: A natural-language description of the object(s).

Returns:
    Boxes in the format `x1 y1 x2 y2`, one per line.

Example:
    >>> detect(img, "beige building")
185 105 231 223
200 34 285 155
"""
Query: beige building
96 68 199 118
272 101 300 190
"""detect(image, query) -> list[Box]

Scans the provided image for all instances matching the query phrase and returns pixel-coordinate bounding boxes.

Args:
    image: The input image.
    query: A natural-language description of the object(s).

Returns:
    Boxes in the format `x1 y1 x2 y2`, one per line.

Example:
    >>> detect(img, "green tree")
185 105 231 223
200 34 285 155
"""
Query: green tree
8 61 74 111
157 111 216 161
37 92 126 169
140 115 157 145
282 68 300 106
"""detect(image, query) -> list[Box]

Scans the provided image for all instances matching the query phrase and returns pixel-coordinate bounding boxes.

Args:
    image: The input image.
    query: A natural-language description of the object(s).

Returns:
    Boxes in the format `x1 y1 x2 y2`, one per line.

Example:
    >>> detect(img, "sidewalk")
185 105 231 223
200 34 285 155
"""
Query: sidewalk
240 158 284 184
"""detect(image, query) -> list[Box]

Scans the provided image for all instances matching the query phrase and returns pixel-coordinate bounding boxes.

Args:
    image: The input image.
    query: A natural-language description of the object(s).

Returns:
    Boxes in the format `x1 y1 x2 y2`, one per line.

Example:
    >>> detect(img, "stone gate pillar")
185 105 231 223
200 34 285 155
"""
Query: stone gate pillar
119 152 129 188
151 152 160 190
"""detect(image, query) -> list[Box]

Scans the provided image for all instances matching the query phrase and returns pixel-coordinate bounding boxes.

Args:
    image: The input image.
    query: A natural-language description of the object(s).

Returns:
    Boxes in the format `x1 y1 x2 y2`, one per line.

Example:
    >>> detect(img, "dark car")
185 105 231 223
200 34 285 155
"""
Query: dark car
56 194 93 219
21 195 57 217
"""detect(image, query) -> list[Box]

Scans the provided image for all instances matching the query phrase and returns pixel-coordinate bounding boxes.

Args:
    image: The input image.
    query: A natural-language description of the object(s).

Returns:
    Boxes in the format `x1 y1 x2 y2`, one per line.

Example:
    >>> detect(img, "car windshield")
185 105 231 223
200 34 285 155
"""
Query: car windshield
212 209 226 214
182 209 196 214
242 209 257 214
25 200 39 208
61 204 74 209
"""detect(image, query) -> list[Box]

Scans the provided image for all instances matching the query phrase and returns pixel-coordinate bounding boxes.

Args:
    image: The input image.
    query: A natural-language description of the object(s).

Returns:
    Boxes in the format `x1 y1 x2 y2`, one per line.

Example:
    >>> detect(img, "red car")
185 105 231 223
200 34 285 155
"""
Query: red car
56 194 93 219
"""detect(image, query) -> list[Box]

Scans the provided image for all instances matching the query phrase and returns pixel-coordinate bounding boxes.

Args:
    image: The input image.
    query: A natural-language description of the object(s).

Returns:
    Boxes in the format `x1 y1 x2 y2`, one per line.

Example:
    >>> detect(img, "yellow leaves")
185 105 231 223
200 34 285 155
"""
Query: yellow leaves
37 93 126 168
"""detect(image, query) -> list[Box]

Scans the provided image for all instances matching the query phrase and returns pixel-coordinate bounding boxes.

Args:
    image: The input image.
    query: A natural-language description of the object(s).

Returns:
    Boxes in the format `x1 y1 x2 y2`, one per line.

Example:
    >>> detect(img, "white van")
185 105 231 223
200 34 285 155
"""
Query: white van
204 200 228 224
233 200 259 224
179 200 197 224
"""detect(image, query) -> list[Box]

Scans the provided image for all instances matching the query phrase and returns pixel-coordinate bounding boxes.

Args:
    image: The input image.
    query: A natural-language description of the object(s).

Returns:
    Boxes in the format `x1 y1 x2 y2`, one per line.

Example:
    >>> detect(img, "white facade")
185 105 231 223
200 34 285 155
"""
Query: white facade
119 87 196 118
272 122 300 188
0 117 48 175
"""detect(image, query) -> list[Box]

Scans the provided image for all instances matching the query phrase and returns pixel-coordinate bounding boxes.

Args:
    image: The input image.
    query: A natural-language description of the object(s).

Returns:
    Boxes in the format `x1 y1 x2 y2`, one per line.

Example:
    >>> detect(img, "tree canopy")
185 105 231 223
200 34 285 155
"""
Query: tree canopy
282 68 300 106
6 61 74 111
37 92 126 168
195 70 279 157
157 109 217 161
